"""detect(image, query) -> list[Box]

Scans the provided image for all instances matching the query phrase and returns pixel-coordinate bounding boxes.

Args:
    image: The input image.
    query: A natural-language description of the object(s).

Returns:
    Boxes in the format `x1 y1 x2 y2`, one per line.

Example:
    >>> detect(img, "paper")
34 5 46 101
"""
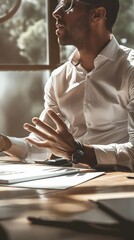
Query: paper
11 171 104 189
0 163 79 184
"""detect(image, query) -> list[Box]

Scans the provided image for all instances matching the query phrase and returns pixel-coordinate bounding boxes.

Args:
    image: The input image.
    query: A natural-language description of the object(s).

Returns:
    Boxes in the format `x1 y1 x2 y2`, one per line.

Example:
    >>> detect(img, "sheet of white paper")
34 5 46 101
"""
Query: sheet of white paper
0 163 79 184
11 172 104 190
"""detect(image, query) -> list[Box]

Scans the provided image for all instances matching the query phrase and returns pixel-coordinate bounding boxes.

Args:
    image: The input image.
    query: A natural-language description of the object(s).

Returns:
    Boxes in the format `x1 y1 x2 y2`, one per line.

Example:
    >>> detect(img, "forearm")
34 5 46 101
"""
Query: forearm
76 142 134 171
92 142 134 171
5 137 29 160
0 134 29 160
8 136 50 162
81 144 97 167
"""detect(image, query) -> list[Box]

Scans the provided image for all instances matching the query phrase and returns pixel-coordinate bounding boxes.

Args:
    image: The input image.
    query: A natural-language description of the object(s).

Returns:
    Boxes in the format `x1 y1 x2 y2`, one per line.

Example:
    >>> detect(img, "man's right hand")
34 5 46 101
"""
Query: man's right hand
0 134 12 152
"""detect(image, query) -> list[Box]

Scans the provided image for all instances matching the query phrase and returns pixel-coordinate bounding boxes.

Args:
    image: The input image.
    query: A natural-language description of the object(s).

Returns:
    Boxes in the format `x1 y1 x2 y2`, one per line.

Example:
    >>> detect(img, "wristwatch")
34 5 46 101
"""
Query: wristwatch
0 134 12 152
71 141 85 164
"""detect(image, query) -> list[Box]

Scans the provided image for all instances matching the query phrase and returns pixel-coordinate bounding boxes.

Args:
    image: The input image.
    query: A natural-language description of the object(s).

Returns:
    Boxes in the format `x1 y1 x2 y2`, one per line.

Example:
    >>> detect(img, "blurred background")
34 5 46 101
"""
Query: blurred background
0 0 134 137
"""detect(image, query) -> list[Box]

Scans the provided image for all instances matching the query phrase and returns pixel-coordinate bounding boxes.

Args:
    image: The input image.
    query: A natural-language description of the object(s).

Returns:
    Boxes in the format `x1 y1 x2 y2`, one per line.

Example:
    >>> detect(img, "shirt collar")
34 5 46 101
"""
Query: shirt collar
69 35 120 66
97 35 120 61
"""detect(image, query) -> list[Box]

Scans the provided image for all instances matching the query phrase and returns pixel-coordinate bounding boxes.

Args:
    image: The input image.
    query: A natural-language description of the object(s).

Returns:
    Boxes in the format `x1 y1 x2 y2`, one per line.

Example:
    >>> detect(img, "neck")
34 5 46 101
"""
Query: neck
78 34 111 72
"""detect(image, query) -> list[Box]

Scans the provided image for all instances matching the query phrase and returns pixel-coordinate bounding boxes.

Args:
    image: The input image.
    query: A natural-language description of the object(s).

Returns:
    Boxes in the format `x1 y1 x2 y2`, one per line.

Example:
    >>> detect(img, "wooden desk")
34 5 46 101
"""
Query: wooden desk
0 157 134 240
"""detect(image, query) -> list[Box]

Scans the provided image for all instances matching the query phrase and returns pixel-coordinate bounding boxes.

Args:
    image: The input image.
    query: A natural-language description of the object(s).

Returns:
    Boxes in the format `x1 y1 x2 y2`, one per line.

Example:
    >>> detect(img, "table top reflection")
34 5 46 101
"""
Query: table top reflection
0 156 134 240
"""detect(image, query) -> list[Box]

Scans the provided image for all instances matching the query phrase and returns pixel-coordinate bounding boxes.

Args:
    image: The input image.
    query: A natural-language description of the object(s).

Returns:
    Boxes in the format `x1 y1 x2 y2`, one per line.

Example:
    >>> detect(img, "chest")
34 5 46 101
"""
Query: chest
55 67 129 129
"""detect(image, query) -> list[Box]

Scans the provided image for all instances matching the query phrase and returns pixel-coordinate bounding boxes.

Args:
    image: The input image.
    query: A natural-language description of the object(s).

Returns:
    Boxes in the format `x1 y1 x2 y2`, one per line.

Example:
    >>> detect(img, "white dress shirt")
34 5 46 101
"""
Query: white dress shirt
8 35 134 170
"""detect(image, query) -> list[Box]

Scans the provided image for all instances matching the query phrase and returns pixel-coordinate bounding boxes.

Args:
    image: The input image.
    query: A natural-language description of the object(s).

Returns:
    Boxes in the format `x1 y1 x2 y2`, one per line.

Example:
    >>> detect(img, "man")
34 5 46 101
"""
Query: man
0 0 134 171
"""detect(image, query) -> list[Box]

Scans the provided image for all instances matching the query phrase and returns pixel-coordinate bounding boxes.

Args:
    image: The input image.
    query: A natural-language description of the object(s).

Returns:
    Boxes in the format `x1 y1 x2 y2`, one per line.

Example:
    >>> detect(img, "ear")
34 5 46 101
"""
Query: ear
91 7 106 23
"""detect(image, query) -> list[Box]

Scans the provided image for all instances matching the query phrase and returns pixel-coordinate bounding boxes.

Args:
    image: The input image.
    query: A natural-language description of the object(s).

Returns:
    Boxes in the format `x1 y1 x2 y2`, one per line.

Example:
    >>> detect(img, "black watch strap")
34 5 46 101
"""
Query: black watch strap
71 141 85 164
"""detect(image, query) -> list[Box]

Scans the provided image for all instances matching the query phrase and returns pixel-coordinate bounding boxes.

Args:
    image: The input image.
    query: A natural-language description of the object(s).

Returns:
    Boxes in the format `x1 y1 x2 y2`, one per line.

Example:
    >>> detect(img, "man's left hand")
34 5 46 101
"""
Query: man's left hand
23 109 76 160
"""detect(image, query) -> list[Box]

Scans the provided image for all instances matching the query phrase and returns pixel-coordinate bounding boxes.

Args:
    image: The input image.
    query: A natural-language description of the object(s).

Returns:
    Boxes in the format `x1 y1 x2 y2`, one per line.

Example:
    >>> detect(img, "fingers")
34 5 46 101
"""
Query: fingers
47 109 68 131
23 121 55 141
32 117 57 136
23 109 76 159
24 109 68 138
25 137 49 148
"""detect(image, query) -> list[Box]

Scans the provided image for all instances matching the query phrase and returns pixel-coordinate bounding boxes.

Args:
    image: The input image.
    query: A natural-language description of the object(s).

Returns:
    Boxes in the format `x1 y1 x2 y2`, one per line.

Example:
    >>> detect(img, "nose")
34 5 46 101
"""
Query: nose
52 4 63 19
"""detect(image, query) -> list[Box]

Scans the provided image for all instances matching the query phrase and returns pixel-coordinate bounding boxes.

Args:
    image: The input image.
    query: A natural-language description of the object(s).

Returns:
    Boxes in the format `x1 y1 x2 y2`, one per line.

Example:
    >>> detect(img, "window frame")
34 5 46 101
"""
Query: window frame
0 0 60 72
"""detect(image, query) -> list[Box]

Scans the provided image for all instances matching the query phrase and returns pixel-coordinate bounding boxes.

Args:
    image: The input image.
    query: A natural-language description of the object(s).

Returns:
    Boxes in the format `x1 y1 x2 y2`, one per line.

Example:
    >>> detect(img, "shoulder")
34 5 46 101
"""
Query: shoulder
120 45 134 66
52 61 71 77
45 60 74 92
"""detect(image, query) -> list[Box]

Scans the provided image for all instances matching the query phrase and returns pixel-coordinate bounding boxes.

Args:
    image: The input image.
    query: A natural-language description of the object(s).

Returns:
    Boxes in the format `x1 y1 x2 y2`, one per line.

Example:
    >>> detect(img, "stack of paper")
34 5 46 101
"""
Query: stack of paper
0 163 79 184
0 163 104 189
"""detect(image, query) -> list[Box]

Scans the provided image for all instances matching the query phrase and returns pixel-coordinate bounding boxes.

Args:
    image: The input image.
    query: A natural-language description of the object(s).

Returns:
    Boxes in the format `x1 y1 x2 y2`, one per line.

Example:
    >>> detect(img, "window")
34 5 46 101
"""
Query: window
0 0 60 137
113 0 134 49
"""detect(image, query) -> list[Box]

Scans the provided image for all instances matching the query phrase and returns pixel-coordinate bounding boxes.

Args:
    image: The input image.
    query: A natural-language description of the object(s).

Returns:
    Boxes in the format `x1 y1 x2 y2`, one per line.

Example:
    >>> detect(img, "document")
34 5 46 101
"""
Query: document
0 163 79 184
11 171 104 189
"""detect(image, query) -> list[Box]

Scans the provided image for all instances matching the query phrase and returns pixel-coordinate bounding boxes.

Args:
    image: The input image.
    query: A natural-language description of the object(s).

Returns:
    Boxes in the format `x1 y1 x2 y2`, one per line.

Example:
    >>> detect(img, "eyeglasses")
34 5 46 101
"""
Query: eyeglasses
55 0 95 13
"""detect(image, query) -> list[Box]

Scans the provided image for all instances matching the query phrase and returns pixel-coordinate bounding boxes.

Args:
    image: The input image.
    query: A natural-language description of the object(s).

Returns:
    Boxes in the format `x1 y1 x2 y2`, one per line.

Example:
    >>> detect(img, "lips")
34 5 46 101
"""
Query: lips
55 23 65 36
56 23 65 30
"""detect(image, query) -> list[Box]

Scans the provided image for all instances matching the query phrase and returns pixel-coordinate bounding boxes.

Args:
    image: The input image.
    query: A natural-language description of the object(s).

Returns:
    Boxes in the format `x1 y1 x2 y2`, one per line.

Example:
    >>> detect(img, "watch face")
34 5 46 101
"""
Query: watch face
72 149 84 164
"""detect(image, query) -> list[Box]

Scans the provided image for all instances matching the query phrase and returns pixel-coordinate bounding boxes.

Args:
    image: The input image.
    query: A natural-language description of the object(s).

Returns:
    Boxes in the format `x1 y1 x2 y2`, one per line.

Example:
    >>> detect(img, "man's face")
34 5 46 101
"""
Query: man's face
53 1 92 48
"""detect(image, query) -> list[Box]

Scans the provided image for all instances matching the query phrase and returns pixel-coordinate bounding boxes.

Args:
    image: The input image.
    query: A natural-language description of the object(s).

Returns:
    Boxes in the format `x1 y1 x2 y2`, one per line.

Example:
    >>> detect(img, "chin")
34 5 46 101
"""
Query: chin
58 38 72 46
58 40 67 46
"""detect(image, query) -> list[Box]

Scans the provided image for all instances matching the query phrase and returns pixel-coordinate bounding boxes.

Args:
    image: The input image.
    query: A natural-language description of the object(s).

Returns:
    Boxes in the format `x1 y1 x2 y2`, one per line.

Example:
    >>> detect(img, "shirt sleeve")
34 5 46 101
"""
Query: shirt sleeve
5 136 49 163
93 142 134 171
93 70 134 172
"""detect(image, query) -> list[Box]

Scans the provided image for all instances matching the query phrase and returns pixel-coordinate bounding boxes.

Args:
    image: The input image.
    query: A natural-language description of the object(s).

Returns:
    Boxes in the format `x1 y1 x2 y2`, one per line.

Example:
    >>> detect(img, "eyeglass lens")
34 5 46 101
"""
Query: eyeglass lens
55 0 73 12
64 0 73 11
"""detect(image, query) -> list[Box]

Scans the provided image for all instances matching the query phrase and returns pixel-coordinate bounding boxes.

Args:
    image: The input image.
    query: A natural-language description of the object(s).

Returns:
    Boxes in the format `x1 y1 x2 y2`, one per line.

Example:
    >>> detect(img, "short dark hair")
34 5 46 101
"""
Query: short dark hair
85 0 120 32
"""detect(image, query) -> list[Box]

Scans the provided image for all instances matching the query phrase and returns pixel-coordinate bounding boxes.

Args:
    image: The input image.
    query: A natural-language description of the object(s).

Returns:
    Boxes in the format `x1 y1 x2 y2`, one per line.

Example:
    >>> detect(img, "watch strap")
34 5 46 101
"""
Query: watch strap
71 141 85 164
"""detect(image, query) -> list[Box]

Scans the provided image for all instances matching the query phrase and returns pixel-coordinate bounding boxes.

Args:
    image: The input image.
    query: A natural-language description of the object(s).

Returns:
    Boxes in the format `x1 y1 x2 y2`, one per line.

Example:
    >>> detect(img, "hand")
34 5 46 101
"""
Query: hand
23 109 76 159
0 134 12 152
0 134 5 151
